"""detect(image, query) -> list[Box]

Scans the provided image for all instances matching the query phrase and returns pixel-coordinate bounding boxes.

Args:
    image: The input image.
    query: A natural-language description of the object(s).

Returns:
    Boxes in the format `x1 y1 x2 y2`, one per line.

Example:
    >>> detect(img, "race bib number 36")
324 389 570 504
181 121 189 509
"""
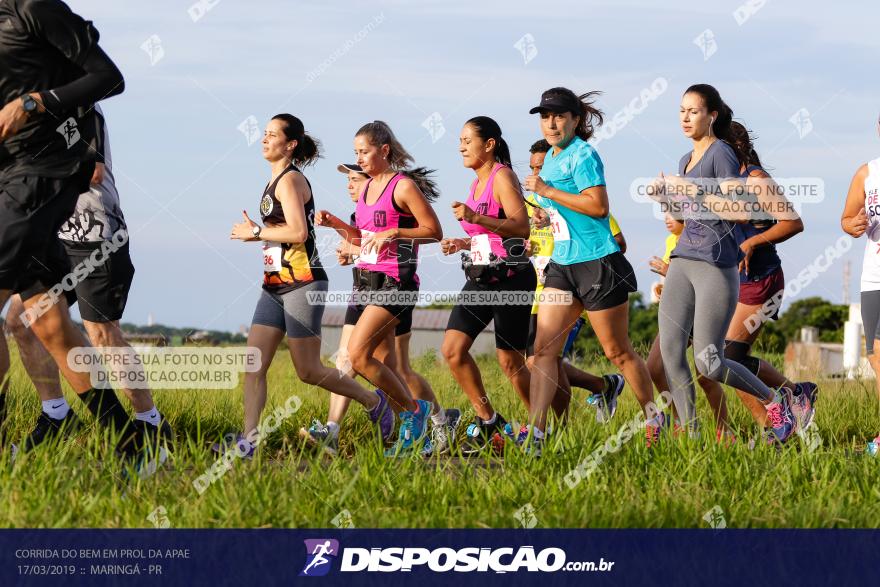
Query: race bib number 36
469 234 492 266
548 208 570 242
263 242 282 272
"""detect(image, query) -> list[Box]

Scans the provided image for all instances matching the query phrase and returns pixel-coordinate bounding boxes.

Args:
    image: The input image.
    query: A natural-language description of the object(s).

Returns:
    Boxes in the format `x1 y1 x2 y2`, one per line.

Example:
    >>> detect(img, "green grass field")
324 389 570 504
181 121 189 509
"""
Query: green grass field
1 346 879 529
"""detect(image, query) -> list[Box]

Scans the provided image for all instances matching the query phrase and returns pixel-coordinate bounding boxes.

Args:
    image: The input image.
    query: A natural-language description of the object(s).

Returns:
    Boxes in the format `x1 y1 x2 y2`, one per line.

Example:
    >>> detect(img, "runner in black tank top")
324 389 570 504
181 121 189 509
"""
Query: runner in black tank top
260 163 327 293
225 114 393 458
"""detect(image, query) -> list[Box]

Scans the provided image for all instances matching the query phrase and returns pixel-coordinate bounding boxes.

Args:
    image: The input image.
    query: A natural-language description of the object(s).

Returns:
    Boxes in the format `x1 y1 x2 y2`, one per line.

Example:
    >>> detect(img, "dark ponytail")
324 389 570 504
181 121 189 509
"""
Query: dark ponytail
683 84 733 142
728 120 763 168
271 113 322 167
400 167 440 203
465 116 512 166
538 87 605 141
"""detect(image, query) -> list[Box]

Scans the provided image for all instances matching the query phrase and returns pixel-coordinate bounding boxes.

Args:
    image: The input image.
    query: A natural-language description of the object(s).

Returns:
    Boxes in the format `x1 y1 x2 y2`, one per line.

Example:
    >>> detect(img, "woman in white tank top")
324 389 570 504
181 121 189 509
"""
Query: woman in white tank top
841 118 880 451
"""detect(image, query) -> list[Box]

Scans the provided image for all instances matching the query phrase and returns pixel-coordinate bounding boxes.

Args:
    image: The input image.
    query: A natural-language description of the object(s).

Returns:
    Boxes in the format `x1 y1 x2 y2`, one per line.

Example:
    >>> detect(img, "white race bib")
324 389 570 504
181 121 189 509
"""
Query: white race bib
358 229 379 265
262 241 283 272
548 208 570 242
469 234 492 266
534 255 551 285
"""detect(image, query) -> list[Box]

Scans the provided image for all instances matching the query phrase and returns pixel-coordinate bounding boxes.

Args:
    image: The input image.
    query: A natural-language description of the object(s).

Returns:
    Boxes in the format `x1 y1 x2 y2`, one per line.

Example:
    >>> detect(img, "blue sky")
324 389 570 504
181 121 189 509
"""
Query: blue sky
52 0 880 331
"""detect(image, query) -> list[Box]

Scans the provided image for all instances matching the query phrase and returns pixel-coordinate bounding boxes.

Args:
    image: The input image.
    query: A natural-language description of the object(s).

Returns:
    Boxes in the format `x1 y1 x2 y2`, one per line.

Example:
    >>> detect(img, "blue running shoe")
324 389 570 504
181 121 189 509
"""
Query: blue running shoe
596 374 625 424
385 399 431 457
766 388 796 444
211 433 254 459
298 420 339 456
514 425 543 457
792 382 818 430
867 435 880 456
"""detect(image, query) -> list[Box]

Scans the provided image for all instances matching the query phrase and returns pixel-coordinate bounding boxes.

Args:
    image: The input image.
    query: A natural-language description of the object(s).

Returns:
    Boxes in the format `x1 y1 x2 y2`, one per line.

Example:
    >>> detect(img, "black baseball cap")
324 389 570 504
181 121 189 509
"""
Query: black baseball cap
336 163 366 175
529 89 580 115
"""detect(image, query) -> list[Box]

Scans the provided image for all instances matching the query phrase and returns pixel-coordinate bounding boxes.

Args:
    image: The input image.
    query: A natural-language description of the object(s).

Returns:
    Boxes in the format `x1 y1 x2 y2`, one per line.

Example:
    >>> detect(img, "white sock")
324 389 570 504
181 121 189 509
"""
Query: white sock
431 409 447 426
42 398 70 420
135 407 161 427
326 421 340 437
482 412 497 426
532 426 545 440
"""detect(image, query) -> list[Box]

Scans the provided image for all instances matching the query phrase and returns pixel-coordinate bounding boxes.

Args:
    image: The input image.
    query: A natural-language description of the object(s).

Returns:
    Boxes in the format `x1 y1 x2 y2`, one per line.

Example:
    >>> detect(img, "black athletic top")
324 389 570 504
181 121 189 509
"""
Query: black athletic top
0 0 124 179
259 164 327 293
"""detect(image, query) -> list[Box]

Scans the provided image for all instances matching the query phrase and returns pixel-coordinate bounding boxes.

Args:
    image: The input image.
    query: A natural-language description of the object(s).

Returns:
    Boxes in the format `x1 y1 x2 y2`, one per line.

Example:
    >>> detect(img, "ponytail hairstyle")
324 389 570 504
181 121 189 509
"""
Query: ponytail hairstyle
271 113 322 167
539 87 605 141
728 120 763 169
683 84 733 142
355 120 440 202
465 116 512 166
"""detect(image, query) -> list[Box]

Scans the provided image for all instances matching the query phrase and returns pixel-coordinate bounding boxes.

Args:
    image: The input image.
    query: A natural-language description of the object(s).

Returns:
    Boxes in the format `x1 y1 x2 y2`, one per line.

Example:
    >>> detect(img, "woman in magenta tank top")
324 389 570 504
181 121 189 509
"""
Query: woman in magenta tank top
439 116 535 455
224 114 392 458
316 121 445 455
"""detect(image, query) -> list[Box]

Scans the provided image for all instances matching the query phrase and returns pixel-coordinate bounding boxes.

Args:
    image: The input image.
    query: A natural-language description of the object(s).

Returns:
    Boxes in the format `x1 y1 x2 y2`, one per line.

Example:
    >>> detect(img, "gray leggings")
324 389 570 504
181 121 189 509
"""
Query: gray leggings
861 290 880 354
658 257 773 424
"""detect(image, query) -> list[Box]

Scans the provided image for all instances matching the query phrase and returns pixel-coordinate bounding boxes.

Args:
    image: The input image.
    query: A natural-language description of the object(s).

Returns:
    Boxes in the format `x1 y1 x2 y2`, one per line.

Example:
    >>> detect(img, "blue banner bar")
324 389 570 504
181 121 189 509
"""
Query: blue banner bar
1 529 876 586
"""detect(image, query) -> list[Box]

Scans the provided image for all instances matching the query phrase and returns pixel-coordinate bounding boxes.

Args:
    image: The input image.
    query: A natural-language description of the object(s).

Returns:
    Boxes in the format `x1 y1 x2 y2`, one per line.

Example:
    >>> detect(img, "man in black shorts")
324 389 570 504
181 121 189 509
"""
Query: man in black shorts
0 0 168 468
2 105 172 468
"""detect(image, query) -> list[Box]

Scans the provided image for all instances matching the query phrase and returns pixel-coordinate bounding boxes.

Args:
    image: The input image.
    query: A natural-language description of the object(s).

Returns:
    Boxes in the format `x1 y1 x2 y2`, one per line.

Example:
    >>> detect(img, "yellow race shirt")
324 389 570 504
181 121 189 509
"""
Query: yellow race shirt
662 233 680 264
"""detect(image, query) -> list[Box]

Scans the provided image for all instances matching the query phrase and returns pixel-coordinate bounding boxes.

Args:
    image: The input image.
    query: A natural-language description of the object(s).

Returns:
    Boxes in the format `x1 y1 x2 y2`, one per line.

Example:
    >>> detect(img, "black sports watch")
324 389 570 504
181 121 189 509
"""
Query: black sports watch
251 225 262 239
21 95 39 117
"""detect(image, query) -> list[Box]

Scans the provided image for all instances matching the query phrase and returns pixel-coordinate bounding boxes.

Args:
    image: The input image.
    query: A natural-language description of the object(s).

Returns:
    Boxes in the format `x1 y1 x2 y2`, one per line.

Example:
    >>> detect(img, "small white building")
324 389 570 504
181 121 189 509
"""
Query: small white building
843 303 874 379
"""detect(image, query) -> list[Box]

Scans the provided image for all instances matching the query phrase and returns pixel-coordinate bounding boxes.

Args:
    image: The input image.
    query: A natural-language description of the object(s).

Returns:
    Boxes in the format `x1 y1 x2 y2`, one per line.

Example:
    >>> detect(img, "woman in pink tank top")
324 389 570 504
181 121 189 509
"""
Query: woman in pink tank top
439 116 535 455
316 121 447 456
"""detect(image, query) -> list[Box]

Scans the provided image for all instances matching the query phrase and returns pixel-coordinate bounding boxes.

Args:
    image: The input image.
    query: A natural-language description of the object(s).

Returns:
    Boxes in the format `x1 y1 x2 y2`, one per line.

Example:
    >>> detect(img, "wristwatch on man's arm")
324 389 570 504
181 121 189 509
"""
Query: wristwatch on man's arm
21 94 39 117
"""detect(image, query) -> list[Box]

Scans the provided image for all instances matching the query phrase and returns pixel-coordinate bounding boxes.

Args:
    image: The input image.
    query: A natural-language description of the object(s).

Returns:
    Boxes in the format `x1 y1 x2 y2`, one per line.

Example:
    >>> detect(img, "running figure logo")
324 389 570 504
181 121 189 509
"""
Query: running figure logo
56 117 80 149
300 539 339 577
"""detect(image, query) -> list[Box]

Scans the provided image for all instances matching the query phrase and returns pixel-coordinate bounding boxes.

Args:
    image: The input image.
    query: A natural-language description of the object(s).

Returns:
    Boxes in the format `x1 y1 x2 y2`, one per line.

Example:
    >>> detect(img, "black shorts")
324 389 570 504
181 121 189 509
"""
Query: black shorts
543 252 637 312
446 265 537 351
0 162 94 293
352 270 418 333
62 241 135 323
16 237 77 307
527 314 538 356
344 301 413 336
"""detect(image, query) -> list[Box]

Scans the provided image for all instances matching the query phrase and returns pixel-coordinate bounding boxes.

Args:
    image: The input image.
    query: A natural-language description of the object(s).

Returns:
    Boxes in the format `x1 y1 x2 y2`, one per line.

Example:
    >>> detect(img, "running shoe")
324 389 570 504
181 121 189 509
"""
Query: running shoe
298 420 339 456
211 432 255 459
421 408 462 457
384 399 431 457
115 420 175 480
716 428 736 447
645 413 669 448
792 382 819 430
595 374 625 424
21 410 81 452
512 425 544 457
867 435 880 457
461 413 508 456
765 388 796 444
367 389 395 442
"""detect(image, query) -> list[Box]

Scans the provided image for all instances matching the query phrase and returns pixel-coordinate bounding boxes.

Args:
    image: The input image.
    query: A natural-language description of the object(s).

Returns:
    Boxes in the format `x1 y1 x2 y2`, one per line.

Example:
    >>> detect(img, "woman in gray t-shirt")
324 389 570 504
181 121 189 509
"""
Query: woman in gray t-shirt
653 84 797 445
